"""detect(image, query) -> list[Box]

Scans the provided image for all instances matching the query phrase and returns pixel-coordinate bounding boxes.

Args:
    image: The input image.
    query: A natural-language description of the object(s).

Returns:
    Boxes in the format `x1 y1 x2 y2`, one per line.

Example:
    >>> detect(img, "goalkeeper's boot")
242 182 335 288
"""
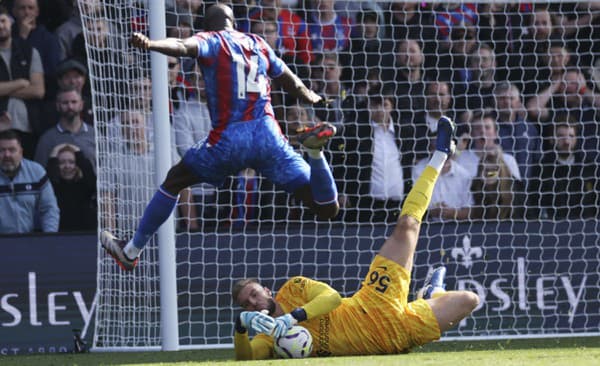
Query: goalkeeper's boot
435 116 456 156
100 231 138 271
297 122 337 150
417 266 447 300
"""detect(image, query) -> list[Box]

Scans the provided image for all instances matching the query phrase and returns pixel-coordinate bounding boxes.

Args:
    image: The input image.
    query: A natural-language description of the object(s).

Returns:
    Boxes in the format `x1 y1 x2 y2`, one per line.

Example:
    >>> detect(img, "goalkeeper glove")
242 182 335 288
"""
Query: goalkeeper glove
272 313 298 338
239 311 276 334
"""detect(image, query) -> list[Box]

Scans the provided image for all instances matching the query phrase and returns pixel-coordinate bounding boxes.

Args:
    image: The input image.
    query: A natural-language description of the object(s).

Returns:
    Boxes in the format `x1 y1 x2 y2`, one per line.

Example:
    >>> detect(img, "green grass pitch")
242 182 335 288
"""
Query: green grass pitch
2 337 598 366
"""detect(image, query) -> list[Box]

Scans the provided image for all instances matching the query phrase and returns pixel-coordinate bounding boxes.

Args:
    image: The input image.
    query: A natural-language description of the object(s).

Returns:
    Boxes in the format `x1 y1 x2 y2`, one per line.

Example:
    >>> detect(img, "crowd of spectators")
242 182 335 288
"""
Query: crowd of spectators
1 0 600 235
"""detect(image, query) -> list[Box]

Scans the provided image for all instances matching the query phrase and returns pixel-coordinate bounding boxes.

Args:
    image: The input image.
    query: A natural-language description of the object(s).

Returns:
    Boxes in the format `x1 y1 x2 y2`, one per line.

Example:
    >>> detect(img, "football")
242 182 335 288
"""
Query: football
273 325 313 358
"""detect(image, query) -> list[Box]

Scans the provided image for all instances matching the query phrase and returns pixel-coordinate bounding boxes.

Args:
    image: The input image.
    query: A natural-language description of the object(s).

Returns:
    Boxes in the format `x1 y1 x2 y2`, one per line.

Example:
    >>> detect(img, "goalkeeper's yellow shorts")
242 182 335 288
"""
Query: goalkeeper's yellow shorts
354 255 441 351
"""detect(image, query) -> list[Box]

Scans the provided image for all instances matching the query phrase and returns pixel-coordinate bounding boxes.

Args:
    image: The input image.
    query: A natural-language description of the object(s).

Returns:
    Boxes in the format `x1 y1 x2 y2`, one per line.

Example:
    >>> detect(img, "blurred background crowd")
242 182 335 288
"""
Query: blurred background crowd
1 0 600 234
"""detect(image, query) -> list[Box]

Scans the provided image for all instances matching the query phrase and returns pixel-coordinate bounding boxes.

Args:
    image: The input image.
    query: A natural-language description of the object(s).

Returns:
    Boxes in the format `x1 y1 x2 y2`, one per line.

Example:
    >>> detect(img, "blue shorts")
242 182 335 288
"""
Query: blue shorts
183 116 310 193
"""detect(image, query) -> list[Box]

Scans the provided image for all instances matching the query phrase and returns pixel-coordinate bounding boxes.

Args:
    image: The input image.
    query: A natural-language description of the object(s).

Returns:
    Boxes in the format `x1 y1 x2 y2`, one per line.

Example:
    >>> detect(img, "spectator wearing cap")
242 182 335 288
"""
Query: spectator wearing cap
41 58 93 131
34 87 96 172
0 5 45 159
55 59 89 97
11 0 63 86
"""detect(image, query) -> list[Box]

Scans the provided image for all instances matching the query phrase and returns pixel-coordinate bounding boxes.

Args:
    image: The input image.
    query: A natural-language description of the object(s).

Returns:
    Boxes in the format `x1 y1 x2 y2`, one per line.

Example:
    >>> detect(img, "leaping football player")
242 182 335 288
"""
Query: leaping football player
101 3 339 271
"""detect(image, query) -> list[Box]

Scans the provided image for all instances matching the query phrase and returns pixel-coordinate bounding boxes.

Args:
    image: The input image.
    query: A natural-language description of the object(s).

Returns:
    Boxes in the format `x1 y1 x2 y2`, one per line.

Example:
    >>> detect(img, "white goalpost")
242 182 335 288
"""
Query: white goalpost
80 0 600 351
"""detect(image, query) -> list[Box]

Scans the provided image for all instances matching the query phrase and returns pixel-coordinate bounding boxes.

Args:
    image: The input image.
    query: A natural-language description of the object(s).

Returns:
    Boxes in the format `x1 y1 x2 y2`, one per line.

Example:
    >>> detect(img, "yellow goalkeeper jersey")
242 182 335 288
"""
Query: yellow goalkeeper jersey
237 255 441 358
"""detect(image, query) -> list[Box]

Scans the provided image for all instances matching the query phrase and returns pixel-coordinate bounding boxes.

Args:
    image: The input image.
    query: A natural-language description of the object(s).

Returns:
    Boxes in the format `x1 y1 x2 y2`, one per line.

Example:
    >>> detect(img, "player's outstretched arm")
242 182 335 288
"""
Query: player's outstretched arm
274 64 322 105
130 32 198 58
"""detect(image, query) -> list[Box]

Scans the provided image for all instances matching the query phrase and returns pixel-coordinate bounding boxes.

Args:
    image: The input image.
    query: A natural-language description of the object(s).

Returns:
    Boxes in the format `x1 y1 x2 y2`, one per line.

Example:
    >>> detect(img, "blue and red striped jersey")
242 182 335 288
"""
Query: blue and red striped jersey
435 3 478 39
193 30 286 144
241 8 313 64
308 14 353 52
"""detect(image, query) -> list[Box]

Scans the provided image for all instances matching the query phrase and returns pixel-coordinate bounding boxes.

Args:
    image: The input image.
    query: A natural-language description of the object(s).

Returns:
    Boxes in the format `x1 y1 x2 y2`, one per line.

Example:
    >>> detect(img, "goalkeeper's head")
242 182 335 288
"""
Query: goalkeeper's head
232 278 277 315
204 3 235 32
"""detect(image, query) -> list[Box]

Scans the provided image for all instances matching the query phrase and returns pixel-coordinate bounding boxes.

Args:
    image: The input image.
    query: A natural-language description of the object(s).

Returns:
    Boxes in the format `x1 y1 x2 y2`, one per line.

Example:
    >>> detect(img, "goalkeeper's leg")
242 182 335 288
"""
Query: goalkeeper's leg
416 266 480 332
378 116 455 273
426 290 480 332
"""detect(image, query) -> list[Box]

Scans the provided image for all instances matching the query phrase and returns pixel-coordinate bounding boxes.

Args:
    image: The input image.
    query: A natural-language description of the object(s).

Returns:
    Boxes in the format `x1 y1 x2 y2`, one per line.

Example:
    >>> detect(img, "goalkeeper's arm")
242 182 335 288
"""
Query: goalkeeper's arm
234 314 274 360
130 32 198 58
290 277 342 321
234 331 273 360
271 277 342 338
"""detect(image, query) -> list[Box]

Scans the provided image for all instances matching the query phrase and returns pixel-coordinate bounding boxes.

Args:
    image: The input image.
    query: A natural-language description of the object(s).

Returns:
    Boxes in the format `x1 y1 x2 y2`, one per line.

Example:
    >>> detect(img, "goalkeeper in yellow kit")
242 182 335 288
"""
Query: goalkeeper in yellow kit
231 117 480 358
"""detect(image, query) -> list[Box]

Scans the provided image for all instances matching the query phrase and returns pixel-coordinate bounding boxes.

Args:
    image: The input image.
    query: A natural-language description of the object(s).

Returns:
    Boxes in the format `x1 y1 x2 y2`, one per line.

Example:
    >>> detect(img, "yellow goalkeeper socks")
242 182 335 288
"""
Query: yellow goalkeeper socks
400 165 440 222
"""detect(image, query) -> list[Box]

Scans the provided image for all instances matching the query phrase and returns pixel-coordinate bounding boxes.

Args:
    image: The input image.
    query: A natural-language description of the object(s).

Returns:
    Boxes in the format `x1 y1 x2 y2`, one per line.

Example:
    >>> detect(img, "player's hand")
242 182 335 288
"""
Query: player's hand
130 32 151 50
271 314 298 338
304 90 323 105
239 311 276 334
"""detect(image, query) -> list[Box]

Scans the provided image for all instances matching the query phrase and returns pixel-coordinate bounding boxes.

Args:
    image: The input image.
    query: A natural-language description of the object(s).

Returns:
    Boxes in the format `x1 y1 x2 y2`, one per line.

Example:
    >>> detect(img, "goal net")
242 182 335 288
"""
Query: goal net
82 0 600 350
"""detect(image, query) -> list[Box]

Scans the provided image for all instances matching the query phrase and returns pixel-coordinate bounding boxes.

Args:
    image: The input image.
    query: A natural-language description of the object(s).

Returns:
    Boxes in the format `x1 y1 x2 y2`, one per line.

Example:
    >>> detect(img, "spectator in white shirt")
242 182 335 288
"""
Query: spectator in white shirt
331 92 406 222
